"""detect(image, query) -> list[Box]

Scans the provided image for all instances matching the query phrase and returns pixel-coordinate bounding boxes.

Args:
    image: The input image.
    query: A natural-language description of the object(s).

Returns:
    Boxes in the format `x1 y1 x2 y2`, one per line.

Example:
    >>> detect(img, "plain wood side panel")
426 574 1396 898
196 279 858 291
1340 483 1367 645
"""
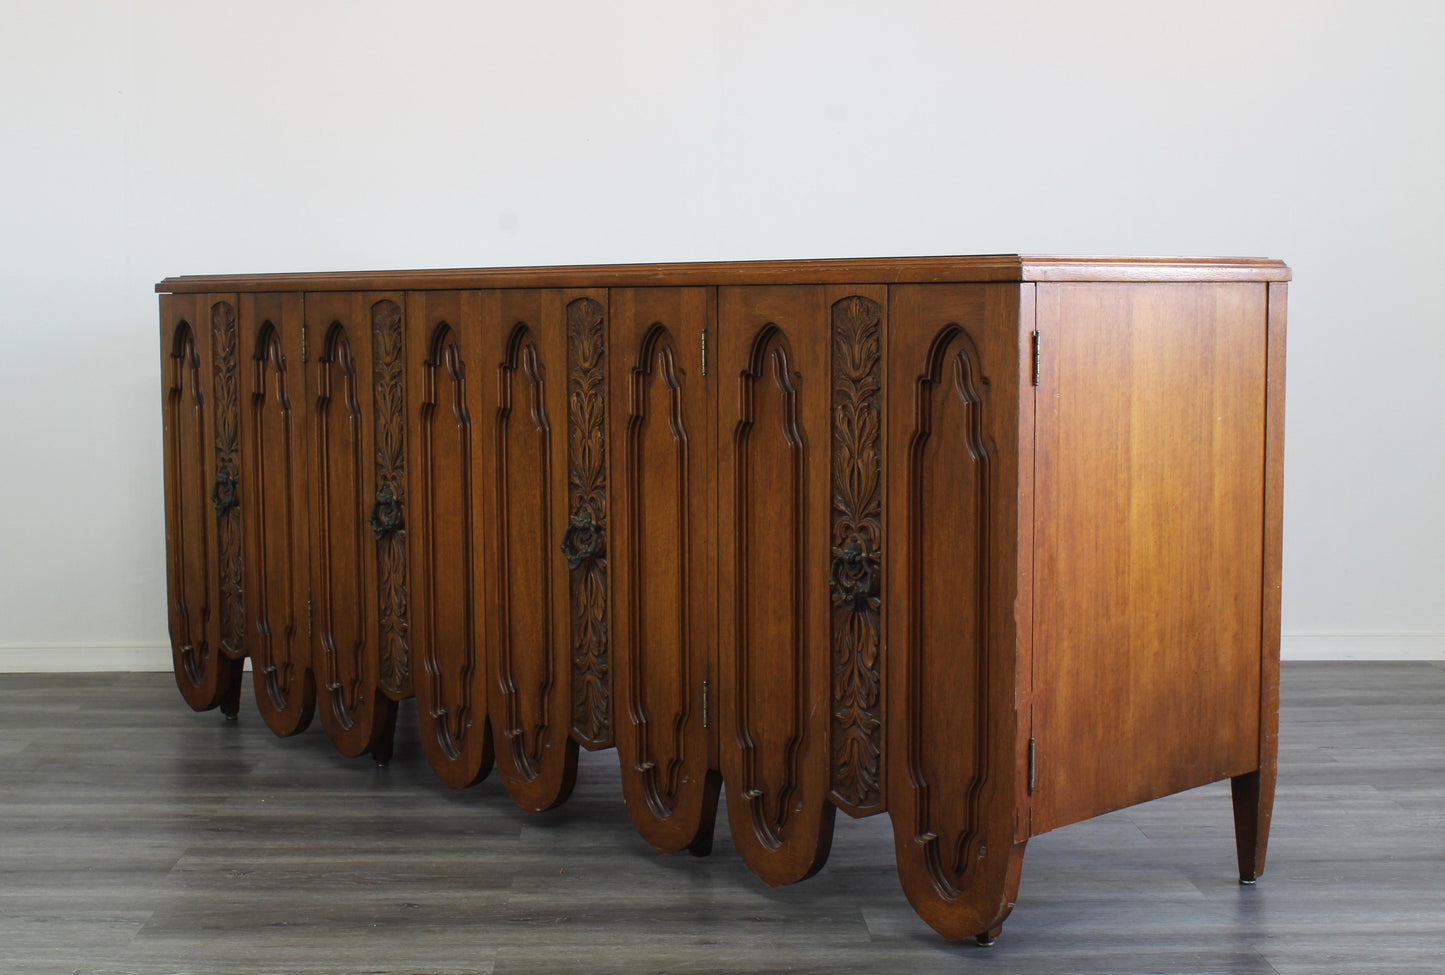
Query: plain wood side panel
610 287 721 854
1032 282 1267 834
239 293 315 737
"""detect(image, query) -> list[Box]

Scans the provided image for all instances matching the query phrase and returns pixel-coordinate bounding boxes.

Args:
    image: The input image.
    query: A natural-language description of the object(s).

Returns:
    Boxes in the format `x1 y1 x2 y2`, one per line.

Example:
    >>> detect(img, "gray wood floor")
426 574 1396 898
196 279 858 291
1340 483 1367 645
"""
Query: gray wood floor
1 662 1441 975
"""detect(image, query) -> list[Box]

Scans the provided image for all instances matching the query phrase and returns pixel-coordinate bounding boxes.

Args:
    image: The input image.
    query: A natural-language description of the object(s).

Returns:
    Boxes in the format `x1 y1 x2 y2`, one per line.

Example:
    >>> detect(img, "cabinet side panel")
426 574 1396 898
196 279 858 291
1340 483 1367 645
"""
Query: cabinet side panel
1032 282 1267 833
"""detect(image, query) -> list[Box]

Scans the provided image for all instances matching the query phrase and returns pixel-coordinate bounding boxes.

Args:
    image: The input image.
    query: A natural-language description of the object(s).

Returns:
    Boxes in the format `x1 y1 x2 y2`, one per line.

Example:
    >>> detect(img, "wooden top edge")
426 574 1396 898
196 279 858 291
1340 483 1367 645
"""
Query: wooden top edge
155 255 1290 293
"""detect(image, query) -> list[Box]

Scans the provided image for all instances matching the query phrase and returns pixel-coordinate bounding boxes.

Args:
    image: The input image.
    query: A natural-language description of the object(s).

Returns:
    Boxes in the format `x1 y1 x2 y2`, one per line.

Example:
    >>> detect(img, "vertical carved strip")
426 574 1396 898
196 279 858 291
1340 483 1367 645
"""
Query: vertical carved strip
171 323 210 685
211 301 244 659
564 297 610 745
828 296 884 811
372 300 410 698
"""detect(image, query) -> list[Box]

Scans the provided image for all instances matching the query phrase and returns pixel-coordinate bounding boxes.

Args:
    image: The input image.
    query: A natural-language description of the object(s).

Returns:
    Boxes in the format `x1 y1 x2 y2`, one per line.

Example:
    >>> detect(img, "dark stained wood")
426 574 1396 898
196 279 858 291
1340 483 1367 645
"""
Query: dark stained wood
156 256 1291 295
305 292 404 762
405 290 492 788
159 293 245 714
238 293 315 737
486 289 579 812
609 287 721 855
1032 282 1268 833
716 285 837 886
156 257 1289 942
884 284 1028 939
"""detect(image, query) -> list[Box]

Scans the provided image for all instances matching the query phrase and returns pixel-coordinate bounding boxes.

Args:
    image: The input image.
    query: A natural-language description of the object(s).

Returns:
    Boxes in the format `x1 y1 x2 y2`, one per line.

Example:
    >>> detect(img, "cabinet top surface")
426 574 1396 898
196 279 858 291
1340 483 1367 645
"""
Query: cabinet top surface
155 255 1290 293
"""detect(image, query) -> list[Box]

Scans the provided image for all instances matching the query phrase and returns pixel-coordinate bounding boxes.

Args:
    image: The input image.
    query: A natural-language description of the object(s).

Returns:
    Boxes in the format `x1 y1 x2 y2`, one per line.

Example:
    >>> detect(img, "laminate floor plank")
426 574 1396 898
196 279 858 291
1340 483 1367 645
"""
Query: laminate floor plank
0 664 1441 974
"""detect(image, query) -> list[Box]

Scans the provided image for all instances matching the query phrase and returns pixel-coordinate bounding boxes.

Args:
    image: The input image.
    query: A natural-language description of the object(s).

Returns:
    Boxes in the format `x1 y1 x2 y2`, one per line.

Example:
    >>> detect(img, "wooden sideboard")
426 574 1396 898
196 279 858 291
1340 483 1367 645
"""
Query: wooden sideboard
156 255 1288 942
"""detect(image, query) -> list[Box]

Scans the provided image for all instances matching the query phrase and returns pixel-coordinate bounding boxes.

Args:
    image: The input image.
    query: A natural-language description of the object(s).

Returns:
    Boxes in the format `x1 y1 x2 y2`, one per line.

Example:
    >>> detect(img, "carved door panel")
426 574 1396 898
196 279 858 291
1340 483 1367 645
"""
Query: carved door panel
610 288 721 854
406 290 492 788
160 293 246 715
715 285 842 886
884 284 1027 940
306 292 407 761
486 289 580 812
239 293 315 737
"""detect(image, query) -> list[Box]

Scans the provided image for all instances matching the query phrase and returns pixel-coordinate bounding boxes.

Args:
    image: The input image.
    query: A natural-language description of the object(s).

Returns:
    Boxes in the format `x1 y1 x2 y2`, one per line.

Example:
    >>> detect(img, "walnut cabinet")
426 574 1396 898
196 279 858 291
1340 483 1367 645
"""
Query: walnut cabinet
157 255 1288 941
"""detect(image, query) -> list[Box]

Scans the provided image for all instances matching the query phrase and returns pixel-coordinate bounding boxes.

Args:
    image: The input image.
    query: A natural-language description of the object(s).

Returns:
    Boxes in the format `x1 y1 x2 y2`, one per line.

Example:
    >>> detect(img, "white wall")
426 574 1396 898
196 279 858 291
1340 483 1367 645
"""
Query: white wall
1 0 1440 670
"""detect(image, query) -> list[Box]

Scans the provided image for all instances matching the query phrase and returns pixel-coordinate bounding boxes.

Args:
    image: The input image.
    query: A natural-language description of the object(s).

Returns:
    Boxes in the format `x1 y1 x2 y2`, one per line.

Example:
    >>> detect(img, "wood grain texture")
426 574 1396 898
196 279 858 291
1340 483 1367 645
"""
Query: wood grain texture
239 293 315 737
406 291 493 789
716 285 837 886
1032 282 1268 833
487 290 579 812
156 256 1291 295
609 287 721 855
305 292 402 762
885 284 1027 939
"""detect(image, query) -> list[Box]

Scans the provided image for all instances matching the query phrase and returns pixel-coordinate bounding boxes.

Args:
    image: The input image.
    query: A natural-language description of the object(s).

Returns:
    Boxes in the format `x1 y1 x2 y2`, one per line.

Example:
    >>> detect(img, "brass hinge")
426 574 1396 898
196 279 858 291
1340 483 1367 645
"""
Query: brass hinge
1027 737 1037 794
702 678 710 729
307 598 313 639
301 324 308 364
700 327 708 377
1030 331 1040 386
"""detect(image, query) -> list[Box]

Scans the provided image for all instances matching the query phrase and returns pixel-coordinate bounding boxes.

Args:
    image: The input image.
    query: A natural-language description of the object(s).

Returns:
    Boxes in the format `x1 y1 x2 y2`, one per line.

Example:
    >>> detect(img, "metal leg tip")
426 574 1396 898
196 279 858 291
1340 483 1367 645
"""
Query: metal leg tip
975 934 998 947
223 713 239 723
1240 876 1257 886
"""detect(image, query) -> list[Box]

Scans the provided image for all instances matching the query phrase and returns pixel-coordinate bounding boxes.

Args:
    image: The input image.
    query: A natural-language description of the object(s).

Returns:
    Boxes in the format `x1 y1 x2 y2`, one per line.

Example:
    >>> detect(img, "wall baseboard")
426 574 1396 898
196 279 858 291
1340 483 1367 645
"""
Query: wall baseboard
1281 632 1445 661
2 634 1442 672
0 644 175 672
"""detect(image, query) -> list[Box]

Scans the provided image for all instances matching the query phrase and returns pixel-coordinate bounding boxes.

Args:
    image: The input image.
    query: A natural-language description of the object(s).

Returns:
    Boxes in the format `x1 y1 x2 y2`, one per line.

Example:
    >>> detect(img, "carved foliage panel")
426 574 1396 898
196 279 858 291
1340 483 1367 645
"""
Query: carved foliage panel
609 287 719 853
489 289 578 811
564 295 611 748
211 299 245 660
240 293 314 736
828 293 886 814
372 299 411 699
717 286 837 886
406 290 491 787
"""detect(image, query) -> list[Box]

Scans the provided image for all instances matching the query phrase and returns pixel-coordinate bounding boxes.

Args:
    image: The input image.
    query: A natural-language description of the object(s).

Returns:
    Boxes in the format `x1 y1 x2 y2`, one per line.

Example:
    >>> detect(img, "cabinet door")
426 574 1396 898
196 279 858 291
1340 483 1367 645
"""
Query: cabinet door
406 290 493 788
610 287 720 854
240 293 315 736
884 283 1027 940
715 285 838 885
160 293 245 714
485 289 579 811
306 292 407 760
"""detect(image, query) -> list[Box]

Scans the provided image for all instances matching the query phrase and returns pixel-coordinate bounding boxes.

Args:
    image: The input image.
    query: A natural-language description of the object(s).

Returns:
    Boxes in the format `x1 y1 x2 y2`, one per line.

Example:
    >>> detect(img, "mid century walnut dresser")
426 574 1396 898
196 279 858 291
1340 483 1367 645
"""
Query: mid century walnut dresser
156 255 1288 941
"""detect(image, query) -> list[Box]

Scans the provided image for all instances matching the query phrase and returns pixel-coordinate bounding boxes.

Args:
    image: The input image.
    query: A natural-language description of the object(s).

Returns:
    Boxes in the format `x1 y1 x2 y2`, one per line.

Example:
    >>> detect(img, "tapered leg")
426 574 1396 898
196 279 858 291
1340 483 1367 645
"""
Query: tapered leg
219 659 244 720
1231 768 1275 883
